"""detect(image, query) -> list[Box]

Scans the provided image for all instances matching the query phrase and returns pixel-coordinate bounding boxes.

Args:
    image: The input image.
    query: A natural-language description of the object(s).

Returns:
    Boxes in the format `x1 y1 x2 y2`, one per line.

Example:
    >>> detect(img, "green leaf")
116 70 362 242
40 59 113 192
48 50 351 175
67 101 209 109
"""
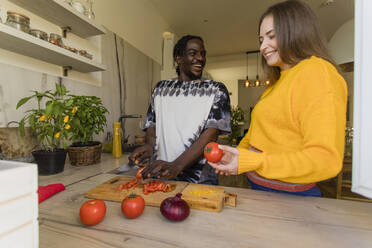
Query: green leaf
16 96 32 109
18 119 25 137
45 102 53 117
205 147 212 154
56 83 62 95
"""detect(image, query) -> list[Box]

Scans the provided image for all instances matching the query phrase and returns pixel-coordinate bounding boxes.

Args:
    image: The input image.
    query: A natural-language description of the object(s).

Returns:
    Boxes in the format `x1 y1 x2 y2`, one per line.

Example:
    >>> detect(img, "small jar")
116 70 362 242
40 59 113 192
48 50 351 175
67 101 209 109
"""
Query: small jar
5 11 30 33
71 1 86 14
79 50 93 60
29 29 48 41
49 33 64 47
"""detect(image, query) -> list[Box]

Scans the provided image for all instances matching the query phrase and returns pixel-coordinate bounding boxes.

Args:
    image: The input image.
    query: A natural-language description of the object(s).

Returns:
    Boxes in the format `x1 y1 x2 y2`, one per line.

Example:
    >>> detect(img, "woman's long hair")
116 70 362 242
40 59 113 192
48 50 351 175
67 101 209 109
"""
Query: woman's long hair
258 0 335 83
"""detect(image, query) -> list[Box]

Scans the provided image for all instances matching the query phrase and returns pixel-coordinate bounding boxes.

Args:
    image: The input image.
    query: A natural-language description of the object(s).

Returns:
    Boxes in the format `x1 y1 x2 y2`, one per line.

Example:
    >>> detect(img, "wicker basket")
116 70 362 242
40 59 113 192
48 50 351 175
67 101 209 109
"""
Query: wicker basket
68 142 102 166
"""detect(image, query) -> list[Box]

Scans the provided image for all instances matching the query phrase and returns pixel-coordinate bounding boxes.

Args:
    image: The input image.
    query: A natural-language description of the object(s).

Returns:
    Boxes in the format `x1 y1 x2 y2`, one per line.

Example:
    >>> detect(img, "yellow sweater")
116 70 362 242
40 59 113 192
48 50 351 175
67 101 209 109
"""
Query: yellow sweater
238 56 347 183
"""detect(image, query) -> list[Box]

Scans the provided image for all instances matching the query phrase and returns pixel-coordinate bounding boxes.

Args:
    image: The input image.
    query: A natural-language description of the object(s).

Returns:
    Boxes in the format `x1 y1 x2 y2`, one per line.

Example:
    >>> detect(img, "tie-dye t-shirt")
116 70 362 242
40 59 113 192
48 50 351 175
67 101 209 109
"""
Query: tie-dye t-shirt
143 79 231 184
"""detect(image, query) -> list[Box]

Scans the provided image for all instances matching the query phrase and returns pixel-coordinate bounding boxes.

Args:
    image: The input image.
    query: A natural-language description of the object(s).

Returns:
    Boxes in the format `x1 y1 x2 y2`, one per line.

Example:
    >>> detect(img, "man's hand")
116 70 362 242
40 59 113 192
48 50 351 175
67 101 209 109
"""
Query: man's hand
141 160 182 179
129 144 153 166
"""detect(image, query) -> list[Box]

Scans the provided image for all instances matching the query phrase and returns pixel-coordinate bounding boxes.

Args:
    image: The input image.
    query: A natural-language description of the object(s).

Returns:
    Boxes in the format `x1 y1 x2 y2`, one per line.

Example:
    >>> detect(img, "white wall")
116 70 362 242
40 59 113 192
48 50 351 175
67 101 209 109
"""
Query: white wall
160 32 177 80
328 18 355 126
328 19 354 65
206 53 265 108
94 0 172 65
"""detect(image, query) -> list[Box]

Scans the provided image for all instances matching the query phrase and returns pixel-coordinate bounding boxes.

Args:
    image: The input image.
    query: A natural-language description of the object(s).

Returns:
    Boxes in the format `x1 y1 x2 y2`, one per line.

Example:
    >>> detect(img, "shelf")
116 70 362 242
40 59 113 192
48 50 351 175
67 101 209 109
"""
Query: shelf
0 23 106 73
8 0 106 38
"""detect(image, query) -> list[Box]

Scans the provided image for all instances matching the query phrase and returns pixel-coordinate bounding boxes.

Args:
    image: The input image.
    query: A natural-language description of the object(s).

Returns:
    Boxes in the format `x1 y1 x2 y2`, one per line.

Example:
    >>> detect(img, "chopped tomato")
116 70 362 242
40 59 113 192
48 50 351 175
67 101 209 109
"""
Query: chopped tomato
116 177 171 195
136 168 145 180
117 178 139 191
143 180 171 195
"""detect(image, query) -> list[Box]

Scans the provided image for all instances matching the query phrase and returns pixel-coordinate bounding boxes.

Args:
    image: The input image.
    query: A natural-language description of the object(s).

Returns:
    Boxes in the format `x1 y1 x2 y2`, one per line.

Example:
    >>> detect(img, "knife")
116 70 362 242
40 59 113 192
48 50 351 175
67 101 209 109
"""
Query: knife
140 168 168 185
116 160 140 174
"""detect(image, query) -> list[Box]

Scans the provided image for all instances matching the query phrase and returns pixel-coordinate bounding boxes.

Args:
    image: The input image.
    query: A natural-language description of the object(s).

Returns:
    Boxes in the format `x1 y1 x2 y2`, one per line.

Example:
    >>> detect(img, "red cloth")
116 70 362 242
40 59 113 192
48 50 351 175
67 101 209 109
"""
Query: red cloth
38 184 65 203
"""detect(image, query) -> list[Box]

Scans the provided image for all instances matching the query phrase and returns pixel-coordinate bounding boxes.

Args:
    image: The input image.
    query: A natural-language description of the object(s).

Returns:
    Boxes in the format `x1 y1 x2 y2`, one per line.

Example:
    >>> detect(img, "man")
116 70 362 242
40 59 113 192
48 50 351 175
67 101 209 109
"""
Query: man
129 35 231 185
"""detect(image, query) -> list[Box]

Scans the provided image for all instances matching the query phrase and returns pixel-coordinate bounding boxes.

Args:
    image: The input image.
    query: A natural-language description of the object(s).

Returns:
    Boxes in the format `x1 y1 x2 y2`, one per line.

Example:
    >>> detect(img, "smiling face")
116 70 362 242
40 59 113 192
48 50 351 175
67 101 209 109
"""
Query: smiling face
177 38 206 81
259 15 291 71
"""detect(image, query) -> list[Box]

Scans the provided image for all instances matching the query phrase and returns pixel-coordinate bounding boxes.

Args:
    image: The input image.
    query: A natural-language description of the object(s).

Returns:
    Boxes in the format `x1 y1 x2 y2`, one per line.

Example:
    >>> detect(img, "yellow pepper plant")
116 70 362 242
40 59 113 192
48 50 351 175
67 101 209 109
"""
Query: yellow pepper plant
16 84 76 152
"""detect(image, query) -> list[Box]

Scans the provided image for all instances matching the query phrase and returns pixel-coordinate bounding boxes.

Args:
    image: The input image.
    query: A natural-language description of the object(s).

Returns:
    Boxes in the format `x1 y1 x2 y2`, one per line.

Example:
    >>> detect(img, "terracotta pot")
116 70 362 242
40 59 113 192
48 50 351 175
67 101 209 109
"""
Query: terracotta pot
32 149 67 175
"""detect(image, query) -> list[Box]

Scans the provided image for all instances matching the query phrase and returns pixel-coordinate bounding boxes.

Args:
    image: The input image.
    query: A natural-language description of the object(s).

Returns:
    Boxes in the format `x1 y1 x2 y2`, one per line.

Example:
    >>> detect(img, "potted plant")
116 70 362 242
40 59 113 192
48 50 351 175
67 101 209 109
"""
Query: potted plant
67 95 109 166
16 84 76 175
228 106 245 145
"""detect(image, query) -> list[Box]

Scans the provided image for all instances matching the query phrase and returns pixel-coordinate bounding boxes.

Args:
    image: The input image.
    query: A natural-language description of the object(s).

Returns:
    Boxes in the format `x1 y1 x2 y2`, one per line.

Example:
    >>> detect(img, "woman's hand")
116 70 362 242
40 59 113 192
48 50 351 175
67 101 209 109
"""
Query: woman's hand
208 145 239 176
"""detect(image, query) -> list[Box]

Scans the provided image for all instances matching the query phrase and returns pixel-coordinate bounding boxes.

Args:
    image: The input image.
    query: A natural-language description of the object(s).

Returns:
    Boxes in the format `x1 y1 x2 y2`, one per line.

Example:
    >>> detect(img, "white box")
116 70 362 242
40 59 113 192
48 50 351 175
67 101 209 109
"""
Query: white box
0 160 38 248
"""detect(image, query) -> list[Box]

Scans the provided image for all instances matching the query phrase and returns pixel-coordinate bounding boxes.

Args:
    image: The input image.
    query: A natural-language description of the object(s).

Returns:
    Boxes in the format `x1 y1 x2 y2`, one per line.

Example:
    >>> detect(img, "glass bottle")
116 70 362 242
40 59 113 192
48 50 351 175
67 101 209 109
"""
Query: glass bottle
85 0 95 20
103 132 112 153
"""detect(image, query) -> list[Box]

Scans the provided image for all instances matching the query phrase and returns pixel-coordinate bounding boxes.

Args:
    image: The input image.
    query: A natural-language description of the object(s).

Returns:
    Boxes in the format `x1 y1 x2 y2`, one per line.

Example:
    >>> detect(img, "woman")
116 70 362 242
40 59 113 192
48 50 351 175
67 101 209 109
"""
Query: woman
209 0 348 196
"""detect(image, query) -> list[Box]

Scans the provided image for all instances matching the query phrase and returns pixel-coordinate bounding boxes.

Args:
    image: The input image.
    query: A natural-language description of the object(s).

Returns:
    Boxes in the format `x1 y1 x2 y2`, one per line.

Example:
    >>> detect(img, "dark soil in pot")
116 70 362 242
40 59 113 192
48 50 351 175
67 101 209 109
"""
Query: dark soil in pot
70 141 101 147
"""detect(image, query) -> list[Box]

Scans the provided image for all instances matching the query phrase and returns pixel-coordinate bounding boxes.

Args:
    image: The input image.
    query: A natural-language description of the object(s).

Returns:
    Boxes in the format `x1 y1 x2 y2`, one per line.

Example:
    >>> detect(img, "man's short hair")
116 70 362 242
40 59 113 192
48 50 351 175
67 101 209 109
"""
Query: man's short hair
173 35 204 75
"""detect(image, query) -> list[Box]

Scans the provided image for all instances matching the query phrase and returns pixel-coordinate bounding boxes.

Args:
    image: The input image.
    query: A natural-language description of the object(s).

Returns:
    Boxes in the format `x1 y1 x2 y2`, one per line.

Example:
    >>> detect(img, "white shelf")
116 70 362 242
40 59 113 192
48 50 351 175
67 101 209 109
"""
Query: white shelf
8 0 106 38
0 23 106 73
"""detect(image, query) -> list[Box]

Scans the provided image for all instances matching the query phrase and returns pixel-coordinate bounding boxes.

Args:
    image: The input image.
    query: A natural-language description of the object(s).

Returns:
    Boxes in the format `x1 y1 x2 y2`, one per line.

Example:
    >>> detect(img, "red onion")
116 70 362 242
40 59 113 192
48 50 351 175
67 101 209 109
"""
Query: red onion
160 193 190 221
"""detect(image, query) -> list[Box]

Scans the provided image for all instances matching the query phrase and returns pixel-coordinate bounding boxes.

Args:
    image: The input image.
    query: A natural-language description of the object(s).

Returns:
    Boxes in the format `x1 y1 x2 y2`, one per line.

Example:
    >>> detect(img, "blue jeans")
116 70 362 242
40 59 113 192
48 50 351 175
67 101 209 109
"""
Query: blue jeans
247 178 322 197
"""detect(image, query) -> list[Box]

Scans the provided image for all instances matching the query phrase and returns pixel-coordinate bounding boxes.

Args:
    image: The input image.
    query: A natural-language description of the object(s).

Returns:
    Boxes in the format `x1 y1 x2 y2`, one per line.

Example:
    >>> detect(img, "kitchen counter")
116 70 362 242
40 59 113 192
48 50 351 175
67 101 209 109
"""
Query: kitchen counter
38 156 372 248
38 153 130 186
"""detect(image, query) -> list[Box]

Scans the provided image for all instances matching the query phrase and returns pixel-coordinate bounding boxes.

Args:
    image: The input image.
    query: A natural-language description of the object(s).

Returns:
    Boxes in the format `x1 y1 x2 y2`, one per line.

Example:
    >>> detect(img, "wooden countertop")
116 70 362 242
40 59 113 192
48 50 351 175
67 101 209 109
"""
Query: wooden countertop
38 156 372 248
38 153 130 186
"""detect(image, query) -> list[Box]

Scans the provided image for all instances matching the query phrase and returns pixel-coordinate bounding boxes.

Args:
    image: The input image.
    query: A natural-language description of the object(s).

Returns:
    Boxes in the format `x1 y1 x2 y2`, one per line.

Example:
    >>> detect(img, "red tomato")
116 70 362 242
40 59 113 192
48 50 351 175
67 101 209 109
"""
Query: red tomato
121 194 145 219
79 199 106 226
204 142 223 163
136 167 145 180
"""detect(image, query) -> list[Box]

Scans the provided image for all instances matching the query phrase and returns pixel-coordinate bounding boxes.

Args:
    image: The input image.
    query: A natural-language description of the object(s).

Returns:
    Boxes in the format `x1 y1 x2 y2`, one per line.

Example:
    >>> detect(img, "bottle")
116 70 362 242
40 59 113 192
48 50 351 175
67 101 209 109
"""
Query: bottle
85 0 95 20
112 122 122 158
103 131 112 153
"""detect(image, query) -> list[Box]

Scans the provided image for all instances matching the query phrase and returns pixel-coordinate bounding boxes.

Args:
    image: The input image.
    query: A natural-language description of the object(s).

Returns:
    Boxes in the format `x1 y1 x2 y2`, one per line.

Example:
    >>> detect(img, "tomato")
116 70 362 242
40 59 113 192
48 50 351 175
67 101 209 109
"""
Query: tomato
204 142 223 163
136 167 145 180
121 194 145 219
79 199 106 226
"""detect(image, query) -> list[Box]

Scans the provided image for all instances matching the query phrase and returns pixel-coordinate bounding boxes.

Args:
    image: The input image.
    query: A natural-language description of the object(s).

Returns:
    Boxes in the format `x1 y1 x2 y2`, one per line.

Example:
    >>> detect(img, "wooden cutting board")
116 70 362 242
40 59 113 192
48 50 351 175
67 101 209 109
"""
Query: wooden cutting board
181 183 236 212
85 176 237 212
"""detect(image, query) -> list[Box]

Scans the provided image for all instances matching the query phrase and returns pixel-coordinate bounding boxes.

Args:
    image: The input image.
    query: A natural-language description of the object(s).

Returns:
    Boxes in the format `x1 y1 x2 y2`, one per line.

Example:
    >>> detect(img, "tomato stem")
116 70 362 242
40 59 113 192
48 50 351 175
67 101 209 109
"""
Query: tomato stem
128 193 137 198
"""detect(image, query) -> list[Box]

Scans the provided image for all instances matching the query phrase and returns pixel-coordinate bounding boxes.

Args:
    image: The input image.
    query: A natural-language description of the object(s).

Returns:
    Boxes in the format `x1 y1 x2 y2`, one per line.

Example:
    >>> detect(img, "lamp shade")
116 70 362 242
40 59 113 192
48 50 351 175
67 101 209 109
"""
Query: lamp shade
328 19 354 65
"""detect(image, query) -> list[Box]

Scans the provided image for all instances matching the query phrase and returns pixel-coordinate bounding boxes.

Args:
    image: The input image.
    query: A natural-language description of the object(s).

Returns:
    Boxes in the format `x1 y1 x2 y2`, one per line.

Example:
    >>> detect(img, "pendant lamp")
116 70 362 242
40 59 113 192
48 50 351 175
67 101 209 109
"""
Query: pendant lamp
254 52 260 87
244 52 250 88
